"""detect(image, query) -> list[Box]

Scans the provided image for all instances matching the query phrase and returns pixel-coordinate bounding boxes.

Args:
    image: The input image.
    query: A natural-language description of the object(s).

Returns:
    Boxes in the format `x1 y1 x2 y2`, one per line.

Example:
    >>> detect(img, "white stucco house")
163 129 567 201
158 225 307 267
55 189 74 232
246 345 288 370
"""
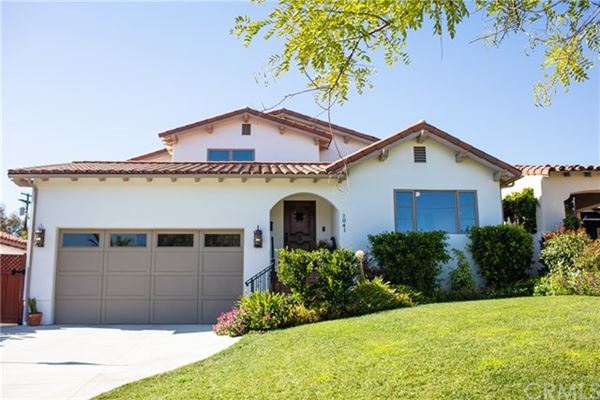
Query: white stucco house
502 165 600 264
9 107 520 325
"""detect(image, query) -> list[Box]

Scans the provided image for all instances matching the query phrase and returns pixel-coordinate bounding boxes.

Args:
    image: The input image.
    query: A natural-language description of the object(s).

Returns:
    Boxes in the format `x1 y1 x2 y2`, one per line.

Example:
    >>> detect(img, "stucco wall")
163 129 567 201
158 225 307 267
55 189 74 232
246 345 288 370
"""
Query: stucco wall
539 174 600 233
28 135 505 322
337 137 503 287
28 178 347 323
172 118 321 162
319 134 368 162
0 243 26 255
143 151 171 162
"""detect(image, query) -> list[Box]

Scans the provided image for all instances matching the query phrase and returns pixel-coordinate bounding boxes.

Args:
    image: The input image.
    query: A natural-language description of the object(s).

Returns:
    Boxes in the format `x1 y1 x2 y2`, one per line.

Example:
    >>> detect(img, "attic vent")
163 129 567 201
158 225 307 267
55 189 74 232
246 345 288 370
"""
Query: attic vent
413 146 426 163
242 123 251 135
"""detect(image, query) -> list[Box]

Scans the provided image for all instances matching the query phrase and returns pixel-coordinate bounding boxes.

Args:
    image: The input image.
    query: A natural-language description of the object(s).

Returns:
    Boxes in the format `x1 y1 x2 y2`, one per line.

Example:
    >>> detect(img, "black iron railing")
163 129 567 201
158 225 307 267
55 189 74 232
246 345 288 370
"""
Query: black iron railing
245 262 276 292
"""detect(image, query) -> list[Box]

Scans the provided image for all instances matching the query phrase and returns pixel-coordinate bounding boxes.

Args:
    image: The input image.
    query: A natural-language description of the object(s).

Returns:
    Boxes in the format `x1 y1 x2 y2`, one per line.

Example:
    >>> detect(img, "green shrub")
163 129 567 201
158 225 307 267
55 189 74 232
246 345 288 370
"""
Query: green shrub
540 229 591 274
534 270 600 296
502 187 538 233
277 248 316 302
368 231 450 295
562 214 583 230
213 292 323 336
484 279 536 298
314 248 359 315
277 247 359 317
448 249 478 300
289 303 321 325
392 284 425 304
347 277 412 316
468 224 533 288
238 291 294 331
574 239 600 272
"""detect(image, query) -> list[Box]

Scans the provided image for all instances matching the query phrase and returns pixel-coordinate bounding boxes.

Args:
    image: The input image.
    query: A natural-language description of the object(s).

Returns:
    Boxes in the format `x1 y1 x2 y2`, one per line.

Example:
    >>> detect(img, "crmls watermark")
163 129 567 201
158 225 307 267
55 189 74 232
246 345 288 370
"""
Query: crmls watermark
524 382 600 400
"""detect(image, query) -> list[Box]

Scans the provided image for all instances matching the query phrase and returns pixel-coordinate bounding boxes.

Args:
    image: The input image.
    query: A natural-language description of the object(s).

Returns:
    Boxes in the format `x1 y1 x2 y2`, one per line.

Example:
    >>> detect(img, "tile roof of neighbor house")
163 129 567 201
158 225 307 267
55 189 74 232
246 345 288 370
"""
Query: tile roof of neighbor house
326 120 521 179
128 149 170 161
158 107 333 141
268 108 380 142
8 161 332 177
516 165 600 176
0 231 27 250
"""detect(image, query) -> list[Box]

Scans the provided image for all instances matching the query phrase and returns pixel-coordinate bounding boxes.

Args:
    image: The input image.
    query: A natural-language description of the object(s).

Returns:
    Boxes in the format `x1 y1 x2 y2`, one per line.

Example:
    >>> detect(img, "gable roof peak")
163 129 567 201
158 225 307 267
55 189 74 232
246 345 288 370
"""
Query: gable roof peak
157 107 332 143
326 120 520 184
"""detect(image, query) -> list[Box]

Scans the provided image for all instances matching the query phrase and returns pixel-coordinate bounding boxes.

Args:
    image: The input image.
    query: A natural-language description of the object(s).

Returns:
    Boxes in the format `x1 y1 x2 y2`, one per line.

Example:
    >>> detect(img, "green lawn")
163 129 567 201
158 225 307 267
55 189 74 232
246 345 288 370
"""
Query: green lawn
96 296 600 399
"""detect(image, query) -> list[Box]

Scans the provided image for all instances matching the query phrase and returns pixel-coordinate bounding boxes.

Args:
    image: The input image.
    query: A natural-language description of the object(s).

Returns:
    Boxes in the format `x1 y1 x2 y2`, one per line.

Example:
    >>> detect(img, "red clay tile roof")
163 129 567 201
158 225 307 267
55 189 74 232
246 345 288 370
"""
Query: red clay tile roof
268 108 380 142
517 165 600 175
326 120 521 179
8 161 332 177
0 231 27 250
158 107 332 142
128 149 170 161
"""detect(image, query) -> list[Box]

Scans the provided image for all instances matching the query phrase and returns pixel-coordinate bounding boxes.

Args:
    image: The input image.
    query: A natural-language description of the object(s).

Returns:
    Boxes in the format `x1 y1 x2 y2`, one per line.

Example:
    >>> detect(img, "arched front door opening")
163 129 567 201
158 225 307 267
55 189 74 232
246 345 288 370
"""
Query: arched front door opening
269 193 340 260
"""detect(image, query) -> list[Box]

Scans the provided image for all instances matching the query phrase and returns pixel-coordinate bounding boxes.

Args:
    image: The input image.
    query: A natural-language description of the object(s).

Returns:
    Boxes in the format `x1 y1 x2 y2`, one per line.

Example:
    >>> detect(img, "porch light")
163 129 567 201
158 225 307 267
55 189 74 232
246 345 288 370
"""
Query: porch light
34 225 45 247
253 226 263 248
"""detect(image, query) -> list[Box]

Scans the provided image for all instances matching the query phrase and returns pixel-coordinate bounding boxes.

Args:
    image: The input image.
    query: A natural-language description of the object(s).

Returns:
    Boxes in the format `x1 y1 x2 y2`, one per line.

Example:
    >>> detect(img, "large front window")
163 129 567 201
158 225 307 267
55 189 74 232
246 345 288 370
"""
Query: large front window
394 190 478 233
207 149 255 161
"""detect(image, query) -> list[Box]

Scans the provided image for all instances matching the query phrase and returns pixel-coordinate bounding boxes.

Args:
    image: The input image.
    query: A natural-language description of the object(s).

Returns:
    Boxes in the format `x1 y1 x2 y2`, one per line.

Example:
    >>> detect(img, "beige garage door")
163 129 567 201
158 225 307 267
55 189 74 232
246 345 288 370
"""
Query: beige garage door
55 230 243 324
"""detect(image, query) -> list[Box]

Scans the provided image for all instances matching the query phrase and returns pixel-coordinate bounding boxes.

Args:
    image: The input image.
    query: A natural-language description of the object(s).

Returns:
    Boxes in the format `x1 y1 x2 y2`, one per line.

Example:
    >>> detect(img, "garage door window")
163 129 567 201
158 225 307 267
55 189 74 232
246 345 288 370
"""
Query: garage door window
110 233 147 247
62 233 100 247
205 234 241 247
157 233 194 247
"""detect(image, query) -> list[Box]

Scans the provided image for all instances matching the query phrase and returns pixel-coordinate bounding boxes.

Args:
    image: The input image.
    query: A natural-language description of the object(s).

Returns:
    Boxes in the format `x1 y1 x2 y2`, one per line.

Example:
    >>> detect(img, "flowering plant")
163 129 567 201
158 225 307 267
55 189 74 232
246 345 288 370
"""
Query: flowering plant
213 306 248 337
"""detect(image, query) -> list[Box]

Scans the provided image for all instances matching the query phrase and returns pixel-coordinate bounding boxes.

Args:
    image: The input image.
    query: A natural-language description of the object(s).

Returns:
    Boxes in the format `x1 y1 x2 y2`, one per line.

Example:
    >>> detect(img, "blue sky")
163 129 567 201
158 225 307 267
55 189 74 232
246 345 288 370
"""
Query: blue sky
2 2 598 214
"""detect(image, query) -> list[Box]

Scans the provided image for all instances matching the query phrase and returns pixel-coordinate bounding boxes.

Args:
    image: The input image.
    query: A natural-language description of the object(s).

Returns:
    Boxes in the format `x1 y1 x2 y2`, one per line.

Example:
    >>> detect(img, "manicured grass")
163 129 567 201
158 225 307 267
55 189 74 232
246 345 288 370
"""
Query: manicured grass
96 297 600 399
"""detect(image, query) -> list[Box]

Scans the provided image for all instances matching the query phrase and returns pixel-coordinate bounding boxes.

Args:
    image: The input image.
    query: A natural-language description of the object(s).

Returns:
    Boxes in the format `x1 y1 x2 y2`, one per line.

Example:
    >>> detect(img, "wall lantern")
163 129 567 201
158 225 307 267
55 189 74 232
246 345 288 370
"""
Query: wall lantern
253 225 263 248
34 225 45 247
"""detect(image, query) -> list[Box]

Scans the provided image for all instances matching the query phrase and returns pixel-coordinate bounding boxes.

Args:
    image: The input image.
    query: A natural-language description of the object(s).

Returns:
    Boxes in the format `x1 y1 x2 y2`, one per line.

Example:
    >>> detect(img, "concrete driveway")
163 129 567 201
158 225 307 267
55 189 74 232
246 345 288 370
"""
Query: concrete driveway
1 324 240 400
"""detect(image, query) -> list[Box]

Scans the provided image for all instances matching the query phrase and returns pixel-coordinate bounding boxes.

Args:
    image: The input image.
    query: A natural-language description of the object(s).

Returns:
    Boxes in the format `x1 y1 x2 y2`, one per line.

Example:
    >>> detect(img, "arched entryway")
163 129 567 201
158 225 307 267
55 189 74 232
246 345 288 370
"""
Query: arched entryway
269 193 340 260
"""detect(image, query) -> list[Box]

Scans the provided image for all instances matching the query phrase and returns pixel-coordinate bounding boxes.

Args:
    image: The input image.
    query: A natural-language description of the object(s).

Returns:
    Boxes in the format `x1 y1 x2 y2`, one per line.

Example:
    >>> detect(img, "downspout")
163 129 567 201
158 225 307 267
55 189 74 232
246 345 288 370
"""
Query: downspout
22 184 38 325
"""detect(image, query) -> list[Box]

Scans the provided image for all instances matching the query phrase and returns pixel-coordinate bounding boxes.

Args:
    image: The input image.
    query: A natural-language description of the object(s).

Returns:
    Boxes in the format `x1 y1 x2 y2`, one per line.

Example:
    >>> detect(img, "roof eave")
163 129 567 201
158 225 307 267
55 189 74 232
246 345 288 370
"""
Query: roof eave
8 172 341 186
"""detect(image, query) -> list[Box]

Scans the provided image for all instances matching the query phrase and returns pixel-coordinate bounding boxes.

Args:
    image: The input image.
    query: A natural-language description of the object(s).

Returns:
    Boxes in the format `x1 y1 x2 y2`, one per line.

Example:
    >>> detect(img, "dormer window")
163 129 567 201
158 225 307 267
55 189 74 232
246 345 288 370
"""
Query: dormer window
242 124 251 135
208 149 255 162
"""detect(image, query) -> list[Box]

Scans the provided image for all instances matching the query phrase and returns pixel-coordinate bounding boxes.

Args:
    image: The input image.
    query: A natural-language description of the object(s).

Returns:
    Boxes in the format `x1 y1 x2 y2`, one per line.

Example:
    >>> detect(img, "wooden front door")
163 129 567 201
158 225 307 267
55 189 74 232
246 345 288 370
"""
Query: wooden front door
284 201 316 250
0 254 26 324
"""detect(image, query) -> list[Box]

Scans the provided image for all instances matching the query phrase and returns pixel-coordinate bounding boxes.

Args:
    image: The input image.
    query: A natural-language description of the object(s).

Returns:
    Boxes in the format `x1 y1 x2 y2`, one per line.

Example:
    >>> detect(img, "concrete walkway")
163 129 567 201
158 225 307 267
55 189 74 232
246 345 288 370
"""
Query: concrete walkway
1 325 240 400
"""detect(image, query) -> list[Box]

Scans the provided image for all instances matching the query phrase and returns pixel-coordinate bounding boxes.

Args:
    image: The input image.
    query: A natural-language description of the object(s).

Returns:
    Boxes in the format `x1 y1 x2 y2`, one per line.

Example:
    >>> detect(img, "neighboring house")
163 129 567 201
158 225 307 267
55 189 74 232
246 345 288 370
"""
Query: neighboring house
0 231 27 255
503 165 600 237
502 165 600 264
8 107 519 325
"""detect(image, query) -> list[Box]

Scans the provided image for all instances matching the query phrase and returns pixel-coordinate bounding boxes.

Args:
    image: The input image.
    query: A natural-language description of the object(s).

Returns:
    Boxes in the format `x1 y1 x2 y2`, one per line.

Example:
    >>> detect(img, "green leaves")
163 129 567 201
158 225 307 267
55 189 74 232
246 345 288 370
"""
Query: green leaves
234 0 598 106
233 0 470 104
503 187 538 234
368 230 450 295
469 224 533 288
